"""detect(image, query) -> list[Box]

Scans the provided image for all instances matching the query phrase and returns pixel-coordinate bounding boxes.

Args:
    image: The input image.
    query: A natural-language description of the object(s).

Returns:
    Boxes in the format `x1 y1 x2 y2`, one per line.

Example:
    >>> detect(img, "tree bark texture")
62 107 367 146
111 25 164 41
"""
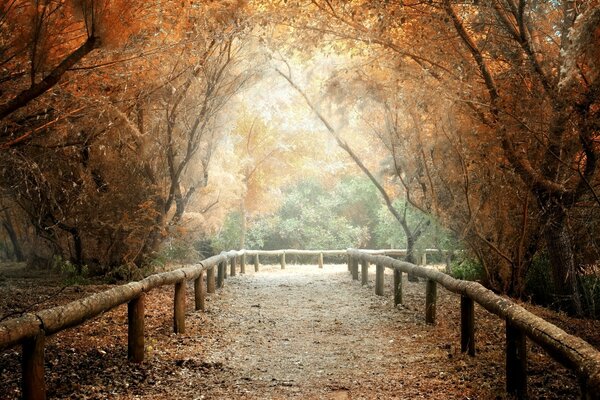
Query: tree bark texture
2 214 25 261
280 253 286 269
240 254 246 274
394 268 403 306
544 210 583 315
217 262 224 288
230 257 236 277
506 320 528 398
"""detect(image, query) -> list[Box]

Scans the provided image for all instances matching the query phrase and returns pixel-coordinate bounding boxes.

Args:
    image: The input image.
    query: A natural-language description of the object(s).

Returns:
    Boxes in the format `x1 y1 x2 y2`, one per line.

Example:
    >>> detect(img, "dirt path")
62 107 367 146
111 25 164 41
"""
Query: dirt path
127 264 506 399
193 264 415 399
1 263 588 399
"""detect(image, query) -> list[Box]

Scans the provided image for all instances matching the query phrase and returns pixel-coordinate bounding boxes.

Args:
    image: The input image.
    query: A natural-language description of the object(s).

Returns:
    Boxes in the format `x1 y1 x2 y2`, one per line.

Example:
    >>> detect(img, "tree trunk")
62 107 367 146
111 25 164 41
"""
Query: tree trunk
58 223 84 271
544 210 583 315
406 235 419 282
73 229 83 271
2 212 25 262
240 202 246 249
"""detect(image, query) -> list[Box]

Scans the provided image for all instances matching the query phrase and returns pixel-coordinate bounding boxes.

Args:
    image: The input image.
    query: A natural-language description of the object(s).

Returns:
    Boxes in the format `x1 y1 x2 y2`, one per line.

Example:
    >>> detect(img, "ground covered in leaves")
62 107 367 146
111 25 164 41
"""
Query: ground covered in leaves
1 262 599 399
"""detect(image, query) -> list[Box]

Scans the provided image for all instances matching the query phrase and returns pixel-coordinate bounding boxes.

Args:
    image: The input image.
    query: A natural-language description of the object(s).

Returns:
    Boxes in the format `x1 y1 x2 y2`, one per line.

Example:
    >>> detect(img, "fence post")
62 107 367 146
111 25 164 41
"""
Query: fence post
254 254 260 272
207 266 215 294
351 258 359 280
280 252 286 269
194 271 205 311
240 254 246 274
408 256 419 282
174 281 186 334
22 330 45 400
375 263 384 296
318 253 324 269
506 319 527 398
347 254 351 272
223 258 228 279
230 256 237 277
461 295 475 356
421 252 427 265
425 279 437 324
394 268 403 306
361 260 369 285
217 261 224 288
128 294 145 363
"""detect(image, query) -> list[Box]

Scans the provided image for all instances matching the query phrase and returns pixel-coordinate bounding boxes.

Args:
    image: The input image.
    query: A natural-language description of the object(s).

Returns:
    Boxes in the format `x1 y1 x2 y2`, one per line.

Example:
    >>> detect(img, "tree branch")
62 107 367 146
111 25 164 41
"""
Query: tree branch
0 36 99 122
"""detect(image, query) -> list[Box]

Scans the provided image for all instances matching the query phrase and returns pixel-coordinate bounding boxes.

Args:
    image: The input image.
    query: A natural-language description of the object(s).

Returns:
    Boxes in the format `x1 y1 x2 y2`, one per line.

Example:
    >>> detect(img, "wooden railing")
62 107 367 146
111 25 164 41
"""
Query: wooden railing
1 248 598 400
1 251 233 400
346 249 600 400
0 247 438 400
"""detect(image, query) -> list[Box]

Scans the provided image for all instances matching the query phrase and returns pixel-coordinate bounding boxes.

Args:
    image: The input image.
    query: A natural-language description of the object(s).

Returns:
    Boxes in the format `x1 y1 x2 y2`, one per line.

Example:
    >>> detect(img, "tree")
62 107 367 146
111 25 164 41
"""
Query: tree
0 0 254 270
0 0 151 131
231 113 298 248
275 64 431 269
261 0 600 313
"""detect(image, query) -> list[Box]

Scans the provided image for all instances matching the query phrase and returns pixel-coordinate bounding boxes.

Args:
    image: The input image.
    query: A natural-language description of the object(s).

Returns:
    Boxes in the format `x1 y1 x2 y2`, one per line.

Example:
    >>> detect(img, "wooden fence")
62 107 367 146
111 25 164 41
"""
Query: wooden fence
0 248 598 399
346 249 600 400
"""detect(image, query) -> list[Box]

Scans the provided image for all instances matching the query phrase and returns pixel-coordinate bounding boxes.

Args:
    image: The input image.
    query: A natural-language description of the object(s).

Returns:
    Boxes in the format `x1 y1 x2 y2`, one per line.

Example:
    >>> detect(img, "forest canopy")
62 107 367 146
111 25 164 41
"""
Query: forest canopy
1 0 599 316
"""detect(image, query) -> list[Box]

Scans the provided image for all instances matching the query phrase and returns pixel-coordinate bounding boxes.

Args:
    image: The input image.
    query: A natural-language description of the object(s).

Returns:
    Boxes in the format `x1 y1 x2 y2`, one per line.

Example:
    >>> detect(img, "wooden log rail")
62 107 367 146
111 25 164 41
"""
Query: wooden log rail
346 249 600 400
0 248 354 399
0 250 254 400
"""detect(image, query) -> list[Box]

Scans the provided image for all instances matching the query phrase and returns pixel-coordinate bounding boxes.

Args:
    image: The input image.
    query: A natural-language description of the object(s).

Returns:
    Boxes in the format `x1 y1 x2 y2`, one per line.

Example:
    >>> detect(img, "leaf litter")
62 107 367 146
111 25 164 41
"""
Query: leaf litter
1 263 599 399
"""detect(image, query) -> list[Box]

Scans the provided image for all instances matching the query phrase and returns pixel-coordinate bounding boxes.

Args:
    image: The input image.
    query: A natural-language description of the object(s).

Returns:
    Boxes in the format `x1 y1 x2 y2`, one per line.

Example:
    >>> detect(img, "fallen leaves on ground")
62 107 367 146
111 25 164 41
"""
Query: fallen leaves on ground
1 263 598 399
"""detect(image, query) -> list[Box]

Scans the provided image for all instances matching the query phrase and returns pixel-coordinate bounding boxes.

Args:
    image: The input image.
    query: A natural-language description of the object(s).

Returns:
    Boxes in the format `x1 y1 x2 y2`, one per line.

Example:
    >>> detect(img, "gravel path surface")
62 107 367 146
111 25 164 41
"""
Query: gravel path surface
163 264 482 399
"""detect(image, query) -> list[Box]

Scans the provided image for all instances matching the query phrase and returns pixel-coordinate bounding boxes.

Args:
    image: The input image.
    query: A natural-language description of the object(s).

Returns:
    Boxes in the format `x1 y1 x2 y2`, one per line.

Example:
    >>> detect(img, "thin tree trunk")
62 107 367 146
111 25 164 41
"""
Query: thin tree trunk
544 209 583 315
240 202 246 249
2 213 24 262
406 235 419 282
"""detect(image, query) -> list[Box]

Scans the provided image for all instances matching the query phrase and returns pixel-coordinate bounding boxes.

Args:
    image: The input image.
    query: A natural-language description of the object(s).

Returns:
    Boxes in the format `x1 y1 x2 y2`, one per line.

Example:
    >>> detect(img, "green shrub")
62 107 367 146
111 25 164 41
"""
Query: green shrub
105 263 155 283
524 254 554 306
580 270 600 319
450 257 484 281
52 256 89 285
526 256 600 318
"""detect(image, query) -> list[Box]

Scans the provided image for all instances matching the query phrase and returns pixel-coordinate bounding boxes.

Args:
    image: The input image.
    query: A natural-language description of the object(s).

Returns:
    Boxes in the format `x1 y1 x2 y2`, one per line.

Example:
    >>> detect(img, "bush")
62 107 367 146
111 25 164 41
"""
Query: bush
525 254 554 306
105 263 155 283
580 265 600 319
526 256 600 318
450 257 484 281
52 256 89 285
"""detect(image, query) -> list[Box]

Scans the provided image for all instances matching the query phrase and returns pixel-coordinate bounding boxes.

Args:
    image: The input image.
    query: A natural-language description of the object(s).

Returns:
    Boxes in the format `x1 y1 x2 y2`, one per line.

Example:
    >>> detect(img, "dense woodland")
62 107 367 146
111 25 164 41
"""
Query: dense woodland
0 0 599 317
